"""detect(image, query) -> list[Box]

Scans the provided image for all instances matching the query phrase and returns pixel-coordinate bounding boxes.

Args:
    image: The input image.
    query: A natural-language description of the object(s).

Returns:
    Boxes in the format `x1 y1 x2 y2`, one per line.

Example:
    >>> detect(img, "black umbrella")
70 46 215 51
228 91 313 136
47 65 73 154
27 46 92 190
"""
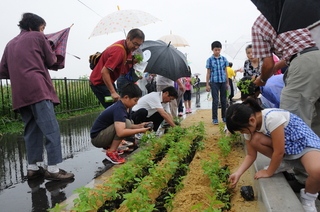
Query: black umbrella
140 40 189 81
251 0 320 34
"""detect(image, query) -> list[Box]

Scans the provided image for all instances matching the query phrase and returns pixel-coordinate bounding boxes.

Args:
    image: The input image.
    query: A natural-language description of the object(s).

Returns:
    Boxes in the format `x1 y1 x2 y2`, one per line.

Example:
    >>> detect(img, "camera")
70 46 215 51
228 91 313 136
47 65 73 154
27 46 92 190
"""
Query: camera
144 122 154 131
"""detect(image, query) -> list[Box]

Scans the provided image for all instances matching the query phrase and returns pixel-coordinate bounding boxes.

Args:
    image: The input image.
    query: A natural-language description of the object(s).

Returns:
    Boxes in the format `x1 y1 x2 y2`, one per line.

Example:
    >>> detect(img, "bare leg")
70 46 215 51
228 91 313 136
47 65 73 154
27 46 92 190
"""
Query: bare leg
108 140 122 152
300 151 320 194
250 132 274 158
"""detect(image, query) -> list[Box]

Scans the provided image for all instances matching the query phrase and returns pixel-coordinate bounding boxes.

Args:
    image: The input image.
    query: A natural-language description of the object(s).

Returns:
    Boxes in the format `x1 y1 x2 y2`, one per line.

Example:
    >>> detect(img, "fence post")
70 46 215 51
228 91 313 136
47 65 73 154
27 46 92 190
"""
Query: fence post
64 77 70 112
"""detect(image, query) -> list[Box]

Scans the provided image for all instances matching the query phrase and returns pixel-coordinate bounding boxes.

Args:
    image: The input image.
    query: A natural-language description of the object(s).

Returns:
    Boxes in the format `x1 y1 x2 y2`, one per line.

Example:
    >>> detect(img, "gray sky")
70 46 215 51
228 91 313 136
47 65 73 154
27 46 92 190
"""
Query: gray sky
0 0 260 81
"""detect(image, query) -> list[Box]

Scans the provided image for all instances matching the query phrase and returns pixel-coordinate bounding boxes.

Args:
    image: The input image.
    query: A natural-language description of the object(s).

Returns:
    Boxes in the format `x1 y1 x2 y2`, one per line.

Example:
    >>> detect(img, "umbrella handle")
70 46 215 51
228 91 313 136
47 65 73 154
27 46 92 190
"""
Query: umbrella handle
167 41 171 47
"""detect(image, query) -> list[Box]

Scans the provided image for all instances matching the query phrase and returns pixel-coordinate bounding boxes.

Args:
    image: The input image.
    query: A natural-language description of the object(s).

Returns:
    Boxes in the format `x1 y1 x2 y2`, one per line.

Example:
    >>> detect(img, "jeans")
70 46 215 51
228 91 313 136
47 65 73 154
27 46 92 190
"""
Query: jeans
90 83 116 108
18 100 62 165
210 82 227 120
116 75 130 95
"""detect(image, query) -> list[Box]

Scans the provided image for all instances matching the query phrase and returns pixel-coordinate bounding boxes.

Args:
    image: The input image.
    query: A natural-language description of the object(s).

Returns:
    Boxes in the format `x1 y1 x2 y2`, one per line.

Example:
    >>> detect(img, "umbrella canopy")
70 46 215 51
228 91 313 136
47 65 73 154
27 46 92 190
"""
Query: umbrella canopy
224 35 251 60
251 0 320 34
193 73 201 77
158 31 190 47
140 40 189 81
89 9 160 37
46 26 71 70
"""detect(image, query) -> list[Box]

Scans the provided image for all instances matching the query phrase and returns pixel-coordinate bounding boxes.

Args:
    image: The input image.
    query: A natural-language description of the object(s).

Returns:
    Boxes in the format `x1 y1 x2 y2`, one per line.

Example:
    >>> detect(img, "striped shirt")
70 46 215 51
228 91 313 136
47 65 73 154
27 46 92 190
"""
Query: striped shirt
206 55 228 83
251 14 316 64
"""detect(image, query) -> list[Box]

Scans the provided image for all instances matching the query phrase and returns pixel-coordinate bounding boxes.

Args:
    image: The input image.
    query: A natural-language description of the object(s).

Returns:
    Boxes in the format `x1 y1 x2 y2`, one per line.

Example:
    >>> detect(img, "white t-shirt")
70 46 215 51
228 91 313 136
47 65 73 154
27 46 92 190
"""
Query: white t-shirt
156 75 174 86
244 109 290 140
132 91 171 117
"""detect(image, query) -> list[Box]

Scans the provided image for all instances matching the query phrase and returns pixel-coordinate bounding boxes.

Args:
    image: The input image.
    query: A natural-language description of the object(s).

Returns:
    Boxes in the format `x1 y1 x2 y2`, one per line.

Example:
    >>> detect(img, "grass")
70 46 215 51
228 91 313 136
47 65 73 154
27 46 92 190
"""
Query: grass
0 106 104 135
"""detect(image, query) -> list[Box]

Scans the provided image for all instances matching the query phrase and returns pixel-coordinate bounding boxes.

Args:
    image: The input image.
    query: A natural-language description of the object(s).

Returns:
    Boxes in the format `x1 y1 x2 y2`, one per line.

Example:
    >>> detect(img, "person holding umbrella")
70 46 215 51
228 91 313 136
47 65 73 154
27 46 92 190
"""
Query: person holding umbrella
250 8 320 212
251 13 320 138
0 13 74 181
89 28 145 108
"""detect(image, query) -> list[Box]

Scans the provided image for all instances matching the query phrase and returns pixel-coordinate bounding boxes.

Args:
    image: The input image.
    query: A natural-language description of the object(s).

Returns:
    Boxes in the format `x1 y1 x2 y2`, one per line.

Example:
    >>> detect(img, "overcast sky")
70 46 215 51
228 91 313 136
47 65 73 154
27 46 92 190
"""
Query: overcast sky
0 0 260 81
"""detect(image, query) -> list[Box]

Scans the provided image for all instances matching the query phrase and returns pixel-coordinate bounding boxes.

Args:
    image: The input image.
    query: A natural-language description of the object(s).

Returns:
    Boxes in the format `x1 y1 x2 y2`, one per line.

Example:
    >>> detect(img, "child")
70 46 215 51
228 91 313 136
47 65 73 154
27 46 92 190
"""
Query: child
226 62 236 104
90 82 151 164
206 41 229 124
183 71 192 114
226 98 320 212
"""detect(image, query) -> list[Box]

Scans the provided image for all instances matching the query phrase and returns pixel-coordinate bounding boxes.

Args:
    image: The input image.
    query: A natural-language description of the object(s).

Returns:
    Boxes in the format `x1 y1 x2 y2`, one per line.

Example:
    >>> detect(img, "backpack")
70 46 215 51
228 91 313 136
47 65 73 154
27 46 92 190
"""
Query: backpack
89 52 102 70
89 44 126 70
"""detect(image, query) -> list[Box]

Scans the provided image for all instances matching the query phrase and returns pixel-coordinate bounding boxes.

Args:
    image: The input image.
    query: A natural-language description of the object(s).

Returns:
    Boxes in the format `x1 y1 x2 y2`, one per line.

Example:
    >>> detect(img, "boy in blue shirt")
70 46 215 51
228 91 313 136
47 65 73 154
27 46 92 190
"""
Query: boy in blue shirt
206 41 229 125
90 82 151 164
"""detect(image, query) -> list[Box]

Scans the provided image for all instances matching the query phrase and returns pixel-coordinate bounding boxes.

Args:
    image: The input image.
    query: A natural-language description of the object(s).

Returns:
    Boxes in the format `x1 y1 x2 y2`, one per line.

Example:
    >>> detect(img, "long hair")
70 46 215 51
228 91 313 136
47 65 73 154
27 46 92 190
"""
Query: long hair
226 98 263 134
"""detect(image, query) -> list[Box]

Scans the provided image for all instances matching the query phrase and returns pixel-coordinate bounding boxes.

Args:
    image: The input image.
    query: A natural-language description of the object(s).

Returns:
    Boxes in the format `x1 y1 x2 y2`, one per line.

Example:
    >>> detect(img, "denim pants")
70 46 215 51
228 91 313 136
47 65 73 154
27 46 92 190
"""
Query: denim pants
90 83 116 108
18 100 62 166
210 82 227 120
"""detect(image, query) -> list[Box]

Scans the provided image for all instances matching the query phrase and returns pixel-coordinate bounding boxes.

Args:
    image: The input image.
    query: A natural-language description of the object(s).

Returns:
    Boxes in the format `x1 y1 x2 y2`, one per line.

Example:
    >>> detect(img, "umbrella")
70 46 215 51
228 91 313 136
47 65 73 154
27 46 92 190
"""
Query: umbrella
193 73 201 77
89 8 160 37
45 26 72 70
140 40 189 81
251 0 320 34
224 35 251 60
158 31 190 47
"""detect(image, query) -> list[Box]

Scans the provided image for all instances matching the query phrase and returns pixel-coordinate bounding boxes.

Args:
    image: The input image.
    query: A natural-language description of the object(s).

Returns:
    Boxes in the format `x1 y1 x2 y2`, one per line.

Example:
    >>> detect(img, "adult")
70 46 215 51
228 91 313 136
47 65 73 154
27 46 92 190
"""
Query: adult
193 74 201 107
156 75 185 118
89 28 145 108
251 14 320 137
0 13 74 180
131 86 178 132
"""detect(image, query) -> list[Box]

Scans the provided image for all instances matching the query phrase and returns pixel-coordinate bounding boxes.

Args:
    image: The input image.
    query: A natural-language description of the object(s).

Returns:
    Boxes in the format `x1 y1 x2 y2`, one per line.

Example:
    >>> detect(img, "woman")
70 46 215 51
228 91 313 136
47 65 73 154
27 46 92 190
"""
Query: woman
0 13 74 180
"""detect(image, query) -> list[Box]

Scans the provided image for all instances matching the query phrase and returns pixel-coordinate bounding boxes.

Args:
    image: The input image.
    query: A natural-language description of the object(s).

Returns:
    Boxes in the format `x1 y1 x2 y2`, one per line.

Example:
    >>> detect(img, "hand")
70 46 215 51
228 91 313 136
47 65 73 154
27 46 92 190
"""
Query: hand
228 173 241 188
111 92 120 102
206 85 210 92
254 169 272 179
253 76 266 87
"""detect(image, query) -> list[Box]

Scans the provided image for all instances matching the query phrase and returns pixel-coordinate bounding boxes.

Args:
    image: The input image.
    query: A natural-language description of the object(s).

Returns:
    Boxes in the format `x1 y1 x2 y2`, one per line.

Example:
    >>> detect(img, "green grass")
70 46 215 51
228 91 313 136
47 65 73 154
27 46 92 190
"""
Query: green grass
0 106 104 135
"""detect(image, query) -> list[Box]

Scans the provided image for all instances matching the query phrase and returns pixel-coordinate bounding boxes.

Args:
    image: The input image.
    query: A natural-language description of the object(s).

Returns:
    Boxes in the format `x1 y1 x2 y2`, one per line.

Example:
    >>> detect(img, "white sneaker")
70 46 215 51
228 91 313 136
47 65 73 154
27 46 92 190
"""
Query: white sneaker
300 188 318 212
263 160 293 174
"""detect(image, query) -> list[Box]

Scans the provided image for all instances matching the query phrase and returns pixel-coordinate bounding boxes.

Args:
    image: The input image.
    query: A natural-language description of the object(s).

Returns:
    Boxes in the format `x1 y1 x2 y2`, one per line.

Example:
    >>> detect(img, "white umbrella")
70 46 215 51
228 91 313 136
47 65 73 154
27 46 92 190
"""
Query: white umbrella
158 31 190 47
89 7 160 37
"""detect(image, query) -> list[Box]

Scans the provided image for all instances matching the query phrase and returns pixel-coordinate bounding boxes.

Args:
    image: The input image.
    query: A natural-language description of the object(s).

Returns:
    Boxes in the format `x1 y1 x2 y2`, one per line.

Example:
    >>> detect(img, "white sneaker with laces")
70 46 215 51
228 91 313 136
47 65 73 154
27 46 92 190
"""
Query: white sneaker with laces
263 160 293 174
300 188 318 212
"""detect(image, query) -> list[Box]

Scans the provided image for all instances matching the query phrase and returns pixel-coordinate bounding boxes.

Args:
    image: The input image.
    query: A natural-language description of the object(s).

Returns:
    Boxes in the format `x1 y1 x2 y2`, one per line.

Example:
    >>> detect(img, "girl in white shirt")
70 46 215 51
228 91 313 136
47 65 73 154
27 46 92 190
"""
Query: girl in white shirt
226 98 320 212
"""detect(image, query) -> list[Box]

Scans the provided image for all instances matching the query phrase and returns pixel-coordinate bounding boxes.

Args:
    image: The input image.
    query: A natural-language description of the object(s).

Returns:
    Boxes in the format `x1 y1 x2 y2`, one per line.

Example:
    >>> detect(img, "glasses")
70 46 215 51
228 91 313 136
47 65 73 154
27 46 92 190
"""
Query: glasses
131 40 142 47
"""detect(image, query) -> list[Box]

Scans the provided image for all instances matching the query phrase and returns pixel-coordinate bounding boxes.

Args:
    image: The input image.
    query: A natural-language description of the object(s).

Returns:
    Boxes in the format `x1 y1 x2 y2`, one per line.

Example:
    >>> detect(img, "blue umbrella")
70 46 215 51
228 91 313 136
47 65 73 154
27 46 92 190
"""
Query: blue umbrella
140 40 189 81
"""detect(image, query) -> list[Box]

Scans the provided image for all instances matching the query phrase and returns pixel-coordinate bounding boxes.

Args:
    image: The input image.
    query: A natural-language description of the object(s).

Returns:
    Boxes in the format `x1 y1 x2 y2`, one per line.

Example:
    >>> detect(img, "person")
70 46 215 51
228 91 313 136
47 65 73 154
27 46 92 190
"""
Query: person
243 44 261 77
90 82 151 164
226 62 236 104
89 28 145 108
226 98 320 212
193 74 201 107
131 86 178 132
183 74 192 114
251 14 320 137
0 13 74 180
206 41 229 125
238 74 284 108
156 75 185 118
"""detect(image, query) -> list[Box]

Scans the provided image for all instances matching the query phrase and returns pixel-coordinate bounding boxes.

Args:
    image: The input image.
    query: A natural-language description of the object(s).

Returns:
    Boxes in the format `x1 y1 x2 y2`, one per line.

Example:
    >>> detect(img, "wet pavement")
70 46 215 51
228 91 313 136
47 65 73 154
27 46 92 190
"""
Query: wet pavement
0 91 212 212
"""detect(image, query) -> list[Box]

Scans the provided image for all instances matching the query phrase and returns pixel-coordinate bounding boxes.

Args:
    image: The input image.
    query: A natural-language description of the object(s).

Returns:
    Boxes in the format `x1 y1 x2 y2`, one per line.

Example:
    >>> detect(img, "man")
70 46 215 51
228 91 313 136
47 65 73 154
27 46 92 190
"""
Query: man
156 75 185 118
89 28 145 108
131 86 178 132
206 41 229 125
251 14 320 137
